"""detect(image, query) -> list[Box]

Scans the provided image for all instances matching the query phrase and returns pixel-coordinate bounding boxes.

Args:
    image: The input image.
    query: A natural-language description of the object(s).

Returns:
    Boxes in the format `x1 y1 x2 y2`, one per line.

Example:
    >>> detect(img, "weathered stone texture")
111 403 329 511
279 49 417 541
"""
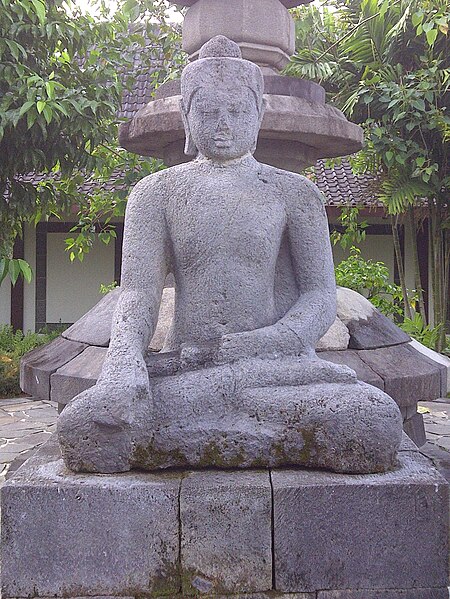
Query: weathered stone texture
62 287 121 347
1 439 180 599
20 336 87 399
272 452 448 594
318 349 384 390
358 344 443 407
50 345 106 405
318 590 449 599
336 287 411 349
180 470 272 595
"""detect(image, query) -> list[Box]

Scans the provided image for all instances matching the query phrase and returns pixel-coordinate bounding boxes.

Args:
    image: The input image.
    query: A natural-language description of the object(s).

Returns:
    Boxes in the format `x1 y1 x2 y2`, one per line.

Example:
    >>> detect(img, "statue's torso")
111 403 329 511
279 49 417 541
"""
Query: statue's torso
163 161 293 347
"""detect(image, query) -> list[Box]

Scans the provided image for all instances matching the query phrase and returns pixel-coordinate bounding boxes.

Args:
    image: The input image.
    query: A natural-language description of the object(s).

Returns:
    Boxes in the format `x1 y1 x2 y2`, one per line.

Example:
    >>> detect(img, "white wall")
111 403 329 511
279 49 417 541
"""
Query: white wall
46 233 115 324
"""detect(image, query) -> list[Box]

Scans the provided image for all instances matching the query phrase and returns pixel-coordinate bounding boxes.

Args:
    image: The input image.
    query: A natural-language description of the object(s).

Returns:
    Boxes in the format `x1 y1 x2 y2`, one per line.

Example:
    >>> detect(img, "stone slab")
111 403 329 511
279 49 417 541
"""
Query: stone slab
318 590 449 599
62 287 121 347
20 337 87 400
173 0 311 6
403 411 427 447
409 339 449 396
358 344 443 407
337 287 410 349
180 470 272 595
50 346 107 405
318 349 384 390
1 438 181 598
272 451 448 594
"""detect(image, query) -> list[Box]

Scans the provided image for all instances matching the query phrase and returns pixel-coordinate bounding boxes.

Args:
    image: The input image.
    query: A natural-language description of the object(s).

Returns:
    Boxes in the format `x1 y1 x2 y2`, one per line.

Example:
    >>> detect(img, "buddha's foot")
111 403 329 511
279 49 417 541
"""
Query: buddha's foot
57 383 151 474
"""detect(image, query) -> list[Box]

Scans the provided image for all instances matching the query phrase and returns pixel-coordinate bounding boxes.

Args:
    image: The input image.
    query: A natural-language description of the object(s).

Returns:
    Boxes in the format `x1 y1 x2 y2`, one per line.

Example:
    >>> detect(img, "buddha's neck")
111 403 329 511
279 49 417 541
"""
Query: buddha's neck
196 152 255 168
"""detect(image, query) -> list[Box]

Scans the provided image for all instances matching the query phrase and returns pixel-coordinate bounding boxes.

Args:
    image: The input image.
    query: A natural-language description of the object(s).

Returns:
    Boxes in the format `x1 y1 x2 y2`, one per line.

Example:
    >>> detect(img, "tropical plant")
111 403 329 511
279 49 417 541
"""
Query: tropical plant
0 0 184 284
289 0 449 350
334 246 411 319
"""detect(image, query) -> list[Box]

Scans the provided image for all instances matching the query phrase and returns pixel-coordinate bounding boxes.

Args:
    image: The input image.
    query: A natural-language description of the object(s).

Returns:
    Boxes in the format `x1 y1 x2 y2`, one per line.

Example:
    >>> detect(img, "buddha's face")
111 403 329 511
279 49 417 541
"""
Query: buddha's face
184 85 263 161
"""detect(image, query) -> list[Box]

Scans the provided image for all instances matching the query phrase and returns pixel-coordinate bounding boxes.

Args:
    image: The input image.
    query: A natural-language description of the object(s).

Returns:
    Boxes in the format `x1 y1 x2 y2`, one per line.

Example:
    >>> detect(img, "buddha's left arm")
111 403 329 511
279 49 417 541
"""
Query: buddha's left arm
278 176 336 352
218 176 336 363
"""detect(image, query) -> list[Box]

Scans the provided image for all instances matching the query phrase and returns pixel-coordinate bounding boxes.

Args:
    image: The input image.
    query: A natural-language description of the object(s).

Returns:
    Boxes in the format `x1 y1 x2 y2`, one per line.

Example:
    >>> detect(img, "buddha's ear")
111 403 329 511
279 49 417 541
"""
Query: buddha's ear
252 97 267 153
258 97 267 128
179 98 198 157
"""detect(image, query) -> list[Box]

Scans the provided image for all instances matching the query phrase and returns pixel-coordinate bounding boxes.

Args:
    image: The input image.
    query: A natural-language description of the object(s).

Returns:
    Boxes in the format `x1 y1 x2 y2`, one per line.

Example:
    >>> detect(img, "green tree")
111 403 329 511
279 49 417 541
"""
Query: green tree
0 0 184 283
289 0 449 349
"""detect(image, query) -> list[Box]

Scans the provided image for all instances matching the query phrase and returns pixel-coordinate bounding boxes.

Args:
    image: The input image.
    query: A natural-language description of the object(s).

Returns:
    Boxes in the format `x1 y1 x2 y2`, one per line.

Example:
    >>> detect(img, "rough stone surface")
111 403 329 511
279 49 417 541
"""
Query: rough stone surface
59 37 401 475
1 438 180 599
337 287 411 349
316 317 350 351
20 336 87 399
3 436 447 599
318 591 449 599
403 411 427 447
183 0 295 70
62 287 121 347
50 346 107 405
173 0 312 7
180 470 272 594
358 344 443 407
409 338 450 396
273 451 448 593
318 349 384 390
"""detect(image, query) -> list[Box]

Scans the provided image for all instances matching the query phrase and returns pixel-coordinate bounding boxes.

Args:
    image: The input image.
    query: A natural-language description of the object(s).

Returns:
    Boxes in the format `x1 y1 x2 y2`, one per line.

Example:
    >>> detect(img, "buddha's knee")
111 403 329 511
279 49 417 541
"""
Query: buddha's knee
305 382 403 474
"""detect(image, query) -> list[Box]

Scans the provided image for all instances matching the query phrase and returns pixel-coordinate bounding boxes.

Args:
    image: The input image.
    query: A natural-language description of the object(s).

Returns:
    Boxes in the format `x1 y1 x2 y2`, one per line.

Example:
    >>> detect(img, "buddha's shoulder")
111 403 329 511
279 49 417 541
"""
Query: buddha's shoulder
130 165 187 195
258 163 326 207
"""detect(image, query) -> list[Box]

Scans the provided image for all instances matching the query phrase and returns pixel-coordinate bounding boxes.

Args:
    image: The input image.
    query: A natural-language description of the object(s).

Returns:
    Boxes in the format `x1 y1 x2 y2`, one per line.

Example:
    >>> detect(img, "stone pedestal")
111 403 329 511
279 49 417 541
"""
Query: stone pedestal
2 437 448 599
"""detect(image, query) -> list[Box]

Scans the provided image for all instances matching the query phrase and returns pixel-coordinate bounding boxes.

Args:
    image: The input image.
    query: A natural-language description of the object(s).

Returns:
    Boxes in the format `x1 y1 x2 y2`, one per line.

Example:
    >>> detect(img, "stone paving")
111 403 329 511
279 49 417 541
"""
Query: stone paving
1 395 450 485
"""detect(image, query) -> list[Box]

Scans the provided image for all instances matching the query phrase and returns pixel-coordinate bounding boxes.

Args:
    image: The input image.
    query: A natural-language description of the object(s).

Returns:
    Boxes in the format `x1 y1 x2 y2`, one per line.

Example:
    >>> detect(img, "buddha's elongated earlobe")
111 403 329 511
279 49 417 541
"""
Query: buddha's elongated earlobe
179 98 198 157
251 97 267 153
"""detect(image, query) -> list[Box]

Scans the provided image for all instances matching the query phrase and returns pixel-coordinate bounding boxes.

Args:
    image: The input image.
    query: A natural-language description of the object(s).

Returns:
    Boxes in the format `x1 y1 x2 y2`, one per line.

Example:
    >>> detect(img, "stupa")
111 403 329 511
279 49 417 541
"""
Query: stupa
119 0 363 172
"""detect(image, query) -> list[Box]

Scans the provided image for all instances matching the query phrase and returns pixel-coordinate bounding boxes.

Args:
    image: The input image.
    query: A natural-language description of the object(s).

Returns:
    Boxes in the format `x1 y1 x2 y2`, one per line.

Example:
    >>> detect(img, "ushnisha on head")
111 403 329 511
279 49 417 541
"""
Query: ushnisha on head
180 36 266 162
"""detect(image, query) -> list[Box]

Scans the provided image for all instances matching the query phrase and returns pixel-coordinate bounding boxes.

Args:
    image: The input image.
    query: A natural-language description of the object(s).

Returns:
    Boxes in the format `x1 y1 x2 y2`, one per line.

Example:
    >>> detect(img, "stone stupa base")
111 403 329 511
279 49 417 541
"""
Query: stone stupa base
1 436 448 599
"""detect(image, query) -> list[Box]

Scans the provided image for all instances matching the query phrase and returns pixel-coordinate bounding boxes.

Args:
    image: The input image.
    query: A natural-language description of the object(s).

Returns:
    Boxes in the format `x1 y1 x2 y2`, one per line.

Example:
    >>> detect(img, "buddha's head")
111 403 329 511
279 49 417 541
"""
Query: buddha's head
180 36 265 162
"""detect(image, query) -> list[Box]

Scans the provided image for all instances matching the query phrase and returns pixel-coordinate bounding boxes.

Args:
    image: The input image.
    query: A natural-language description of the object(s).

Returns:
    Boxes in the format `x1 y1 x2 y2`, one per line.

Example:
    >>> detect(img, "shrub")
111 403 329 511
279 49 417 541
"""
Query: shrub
0 325 61 398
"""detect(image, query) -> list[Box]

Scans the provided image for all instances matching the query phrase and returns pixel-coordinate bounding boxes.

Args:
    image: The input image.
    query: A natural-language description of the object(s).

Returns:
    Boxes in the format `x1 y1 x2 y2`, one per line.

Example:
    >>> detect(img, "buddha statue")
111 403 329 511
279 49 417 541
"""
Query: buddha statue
58 36 403 474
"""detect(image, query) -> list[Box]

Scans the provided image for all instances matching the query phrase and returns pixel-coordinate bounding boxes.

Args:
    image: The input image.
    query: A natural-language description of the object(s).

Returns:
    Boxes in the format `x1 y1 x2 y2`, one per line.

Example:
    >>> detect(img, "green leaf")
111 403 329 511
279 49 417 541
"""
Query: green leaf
385 151 394 163
36 100 46 114
426 28 438 46
30 0 46 24
8 259 21 286
416 156 426 167
18 259 32 283
19 101 35 117
42 104 53 124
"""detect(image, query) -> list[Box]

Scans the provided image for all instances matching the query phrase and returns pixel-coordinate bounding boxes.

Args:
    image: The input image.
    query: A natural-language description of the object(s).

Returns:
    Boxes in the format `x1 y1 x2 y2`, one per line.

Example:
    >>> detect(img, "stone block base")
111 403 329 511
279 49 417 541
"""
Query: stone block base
1 438 448 598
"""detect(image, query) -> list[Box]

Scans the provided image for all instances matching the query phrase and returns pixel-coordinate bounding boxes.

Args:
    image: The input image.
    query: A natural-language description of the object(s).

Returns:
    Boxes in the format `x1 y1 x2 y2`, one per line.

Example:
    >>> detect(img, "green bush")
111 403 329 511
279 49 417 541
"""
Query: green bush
335 247 410 320
0 325 61 398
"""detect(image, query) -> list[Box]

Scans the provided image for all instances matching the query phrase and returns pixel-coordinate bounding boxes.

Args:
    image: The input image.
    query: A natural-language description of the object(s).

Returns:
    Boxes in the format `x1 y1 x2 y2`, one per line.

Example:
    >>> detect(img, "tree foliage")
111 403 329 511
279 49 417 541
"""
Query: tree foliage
0 0 184 280
289 0 449 348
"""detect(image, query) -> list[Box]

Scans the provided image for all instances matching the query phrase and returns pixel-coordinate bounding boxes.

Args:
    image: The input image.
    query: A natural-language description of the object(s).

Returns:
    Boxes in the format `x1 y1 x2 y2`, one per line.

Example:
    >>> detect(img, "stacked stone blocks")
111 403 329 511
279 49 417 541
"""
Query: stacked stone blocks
2 437 448 599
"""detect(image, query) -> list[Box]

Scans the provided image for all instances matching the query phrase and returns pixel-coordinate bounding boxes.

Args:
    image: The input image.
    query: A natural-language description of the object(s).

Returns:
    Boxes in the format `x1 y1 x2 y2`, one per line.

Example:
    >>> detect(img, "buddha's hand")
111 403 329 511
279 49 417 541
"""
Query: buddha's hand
58 356 152 473
217 323 310 364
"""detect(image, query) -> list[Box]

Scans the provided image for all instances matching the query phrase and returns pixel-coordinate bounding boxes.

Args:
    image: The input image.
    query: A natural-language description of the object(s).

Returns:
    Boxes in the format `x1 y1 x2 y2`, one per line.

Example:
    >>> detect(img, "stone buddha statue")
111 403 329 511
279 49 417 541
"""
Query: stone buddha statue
58 36 402 474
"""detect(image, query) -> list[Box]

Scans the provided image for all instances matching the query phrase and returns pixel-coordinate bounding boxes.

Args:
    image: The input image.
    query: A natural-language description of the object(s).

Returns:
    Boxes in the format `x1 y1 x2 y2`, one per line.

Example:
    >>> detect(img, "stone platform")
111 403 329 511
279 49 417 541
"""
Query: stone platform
2 436 448 599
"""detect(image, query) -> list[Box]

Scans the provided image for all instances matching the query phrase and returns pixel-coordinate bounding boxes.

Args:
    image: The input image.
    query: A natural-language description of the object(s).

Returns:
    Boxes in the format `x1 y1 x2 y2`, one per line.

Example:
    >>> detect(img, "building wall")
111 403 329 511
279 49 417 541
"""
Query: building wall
46 232 115 326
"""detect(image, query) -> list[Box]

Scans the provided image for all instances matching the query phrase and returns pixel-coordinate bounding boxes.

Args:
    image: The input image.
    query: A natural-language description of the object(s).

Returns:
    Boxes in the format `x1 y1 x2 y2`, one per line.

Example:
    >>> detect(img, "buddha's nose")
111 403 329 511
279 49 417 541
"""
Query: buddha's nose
216 112 231 132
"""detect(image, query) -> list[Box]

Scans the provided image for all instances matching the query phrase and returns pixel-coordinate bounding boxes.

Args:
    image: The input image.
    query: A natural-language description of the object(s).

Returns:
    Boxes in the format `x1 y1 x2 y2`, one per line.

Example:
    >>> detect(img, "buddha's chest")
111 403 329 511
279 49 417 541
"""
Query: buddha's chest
166 181 286 272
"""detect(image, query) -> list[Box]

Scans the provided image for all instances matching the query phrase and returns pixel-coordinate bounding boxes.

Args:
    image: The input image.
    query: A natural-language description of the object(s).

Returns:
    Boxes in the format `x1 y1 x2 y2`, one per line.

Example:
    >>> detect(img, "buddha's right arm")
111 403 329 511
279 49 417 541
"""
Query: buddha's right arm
97 176 170 387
